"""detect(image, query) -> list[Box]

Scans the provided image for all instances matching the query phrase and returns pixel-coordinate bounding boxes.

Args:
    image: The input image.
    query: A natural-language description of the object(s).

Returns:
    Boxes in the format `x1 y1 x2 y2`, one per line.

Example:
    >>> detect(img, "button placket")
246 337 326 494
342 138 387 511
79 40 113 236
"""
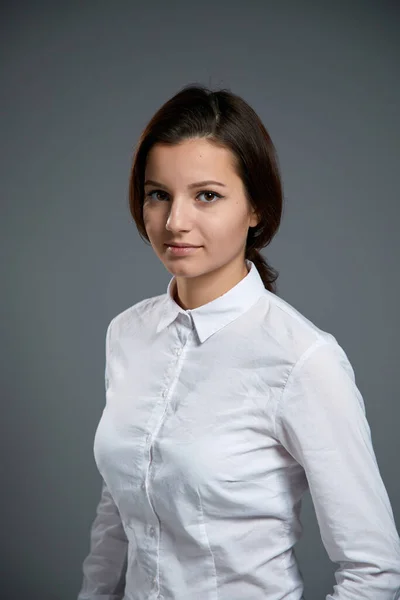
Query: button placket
143 328 190 587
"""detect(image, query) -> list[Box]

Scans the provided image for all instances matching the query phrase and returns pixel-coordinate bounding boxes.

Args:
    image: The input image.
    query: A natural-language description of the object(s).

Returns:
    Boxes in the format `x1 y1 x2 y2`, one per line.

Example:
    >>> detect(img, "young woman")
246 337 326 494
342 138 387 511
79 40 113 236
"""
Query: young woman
77 85 400 600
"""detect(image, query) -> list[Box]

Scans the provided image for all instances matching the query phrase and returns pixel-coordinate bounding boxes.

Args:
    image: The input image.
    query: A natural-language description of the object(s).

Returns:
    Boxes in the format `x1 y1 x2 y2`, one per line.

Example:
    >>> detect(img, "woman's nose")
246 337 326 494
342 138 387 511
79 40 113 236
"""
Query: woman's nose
165 200 193 232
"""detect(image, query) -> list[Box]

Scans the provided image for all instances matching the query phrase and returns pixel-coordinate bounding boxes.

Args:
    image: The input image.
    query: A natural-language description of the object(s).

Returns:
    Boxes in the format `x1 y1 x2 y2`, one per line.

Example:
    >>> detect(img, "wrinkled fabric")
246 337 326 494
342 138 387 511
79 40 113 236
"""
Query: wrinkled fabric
77 260 400 600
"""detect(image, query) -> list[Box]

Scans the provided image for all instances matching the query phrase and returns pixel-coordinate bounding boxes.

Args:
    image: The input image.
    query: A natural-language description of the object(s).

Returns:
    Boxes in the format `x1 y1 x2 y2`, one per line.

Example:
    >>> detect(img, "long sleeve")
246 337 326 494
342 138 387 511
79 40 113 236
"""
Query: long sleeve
77 318 128 600
275 339 400 599
77 478 128 600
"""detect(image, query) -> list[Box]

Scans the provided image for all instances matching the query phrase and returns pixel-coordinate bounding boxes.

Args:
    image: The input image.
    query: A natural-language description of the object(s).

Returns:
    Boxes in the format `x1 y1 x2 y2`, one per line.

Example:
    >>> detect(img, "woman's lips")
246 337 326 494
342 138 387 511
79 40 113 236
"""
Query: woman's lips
165 244 201 256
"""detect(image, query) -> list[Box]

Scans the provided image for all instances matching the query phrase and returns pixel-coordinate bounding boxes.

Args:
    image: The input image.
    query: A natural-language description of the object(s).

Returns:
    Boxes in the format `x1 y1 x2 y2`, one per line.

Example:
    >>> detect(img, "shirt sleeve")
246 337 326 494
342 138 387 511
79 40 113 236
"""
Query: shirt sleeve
77 318 128 600
77 479 128 600
274 339 400 600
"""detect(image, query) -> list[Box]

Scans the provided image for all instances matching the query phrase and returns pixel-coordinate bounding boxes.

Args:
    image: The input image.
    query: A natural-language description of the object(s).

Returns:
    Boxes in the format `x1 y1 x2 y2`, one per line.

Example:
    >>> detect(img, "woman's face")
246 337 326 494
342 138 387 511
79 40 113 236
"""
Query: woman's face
143 137 259 282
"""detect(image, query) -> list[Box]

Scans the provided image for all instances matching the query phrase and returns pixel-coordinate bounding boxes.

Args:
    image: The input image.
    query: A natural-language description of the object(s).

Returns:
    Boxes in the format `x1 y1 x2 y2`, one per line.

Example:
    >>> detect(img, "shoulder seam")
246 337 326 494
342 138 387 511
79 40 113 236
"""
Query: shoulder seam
113 294 166 326
270 293 322 334
273 337 333 440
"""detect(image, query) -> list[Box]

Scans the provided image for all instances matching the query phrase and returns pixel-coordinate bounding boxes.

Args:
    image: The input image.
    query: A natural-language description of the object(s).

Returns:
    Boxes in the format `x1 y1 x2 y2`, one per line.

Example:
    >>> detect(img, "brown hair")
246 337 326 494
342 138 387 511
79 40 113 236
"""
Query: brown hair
129 84 284 293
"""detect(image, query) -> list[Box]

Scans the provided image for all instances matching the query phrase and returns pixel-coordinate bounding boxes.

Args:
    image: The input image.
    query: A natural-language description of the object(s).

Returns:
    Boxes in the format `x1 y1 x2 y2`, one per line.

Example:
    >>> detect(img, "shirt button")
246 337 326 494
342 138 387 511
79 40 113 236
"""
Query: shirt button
175 347 182 356
150 526 156 537
162 390 167 398
141 481 145 490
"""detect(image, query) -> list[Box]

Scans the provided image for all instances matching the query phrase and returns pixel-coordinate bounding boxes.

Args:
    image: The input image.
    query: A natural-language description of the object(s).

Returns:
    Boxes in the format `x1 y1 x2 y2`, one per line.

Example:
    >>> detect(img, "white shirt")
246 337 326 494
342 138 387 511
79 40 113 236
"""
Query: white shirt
77 259 400 600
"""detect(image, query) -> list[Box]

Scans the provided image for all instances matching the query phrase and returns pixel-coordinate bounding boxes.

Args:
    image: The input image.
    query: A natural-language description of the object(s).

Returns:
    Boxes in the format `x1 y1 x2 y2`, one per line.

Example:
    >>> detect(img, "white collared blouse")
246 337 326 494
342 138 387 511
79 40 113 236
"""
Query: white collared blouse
78 260 400 600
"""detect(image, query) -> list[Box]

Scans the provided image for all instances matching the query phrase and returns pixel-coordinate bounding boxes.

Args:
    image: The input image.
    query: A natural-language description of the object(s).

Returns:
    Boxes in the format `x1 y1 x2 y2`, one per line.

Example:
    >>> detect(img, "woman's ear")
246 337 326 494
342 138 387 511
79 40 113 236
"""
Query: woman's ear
249 207 261 228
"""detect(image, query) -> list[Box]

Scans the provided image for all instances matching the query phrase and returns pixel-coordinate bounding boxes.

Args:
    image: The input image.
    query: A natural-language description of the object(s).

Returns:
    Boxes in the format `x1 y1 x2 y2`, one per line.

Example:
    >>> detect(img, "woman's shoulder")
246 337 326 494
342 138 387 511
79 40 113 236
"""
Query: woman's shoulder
106 291 167 340
263 290 341 365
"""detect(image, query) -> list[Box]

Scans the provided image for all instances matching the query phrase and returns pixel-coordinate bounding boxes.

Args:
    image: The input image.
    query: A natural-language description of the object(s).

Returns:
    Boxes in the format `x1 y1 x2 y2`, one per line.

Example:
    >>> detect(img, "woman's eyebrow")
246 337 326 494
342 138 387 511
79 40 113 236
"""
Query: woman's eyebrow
144 179 226 189
187 180 226 189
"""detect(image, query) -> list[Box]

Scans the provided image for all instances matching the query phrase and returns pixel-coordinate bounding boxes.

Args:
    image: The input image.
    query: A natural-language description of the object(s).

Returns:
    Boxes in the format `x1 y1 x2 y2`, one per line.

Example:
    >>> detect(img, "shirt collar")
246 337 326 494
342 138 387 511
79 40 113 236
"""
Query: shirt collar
156 260 267 343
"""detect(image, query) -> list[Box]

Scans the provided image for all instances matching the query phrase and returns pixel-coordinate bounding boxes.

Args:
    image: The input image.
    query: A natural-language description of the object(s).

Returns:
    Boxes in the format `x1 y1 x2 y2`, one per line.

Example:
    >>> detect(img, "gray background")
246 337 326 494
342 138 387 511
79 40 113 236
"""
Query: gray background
2 1 399 598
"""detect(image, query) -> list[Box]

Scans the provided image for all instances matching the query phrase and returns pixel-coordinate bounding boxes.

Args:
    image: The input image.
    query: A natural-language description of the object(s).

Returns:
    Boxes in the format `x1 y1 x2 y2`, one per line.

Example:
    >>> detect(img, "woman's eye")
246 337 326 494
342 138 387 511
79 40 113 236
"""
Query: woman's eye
146 190 168 201
197 190 221 203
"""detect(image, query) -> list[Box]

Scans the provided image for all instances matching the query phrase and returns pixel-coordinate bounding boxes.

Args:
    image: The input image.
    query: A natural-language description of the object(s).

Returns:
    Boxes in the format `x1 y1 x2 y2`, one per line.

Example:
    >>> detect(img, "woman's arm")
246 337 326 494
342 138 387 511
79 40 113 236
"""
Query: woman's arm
77 318 128 599
77 478 128 600
275 339 400 599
